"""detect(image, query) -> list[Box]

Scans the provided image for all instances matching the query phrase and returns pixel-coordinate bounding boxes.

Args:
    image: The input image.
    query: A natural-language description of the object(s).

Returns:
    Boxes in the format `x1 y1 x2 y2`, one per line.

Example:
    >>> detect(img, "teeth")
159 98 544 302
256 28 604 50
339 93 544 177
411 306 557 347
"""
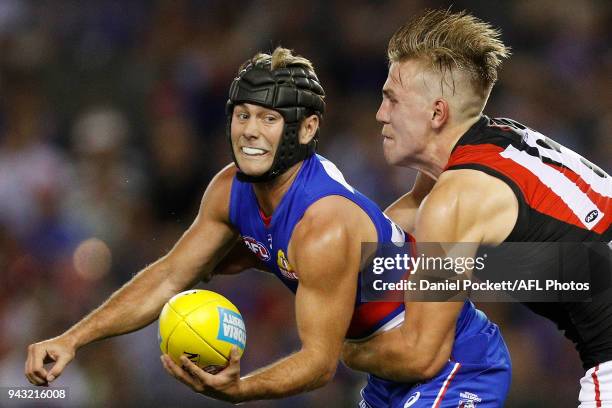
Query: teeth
242 147 267 156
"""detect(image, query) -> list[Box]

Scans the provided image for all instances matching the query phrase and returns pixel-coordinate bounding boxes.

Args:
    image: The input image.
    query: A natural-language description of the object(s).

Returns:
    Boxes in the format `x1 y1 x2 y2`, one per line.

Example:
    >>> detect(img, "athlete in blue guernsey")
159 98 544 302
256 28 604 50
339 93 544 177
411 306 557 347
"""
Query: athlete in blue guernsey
230 153 408 340
25 46 509 407
219 48 511 406
230 152 511 407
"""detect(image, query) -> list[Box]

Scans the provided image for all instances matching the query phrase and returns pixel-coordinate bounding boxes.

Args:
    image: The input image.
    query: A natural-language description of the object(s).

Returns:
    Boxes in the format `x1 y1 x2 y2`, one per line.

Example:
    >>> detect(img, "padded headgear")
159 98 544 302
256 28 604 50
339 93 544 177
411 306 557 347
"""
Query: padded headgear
226 57 325 183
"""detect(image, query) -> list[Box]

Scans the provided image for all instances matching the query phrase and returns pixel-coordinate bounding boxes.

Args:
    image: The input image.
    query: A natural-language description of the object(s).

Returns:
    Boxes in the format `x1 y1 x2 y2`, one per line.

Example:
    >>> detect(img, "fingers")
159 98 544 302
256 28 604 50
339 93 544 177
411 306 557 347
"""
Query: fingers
229 346 241 364
179 356 212 383
224 347 241 376
25 344 49 386
161 355 202 391
46 352 72 382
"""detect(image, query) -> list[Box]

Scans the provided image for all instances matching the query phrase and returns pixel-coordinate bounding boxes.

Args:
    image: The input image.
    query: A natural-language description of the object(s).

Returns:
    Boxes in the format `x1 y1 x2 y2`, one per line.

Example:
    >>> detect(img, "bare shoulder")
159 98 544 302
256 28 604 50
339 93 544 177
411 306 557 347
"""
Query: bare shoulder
206 163 238 198
297 195 376 242
197 163 238 222
288 195 374 276
292 196 359 246
417 169 518 243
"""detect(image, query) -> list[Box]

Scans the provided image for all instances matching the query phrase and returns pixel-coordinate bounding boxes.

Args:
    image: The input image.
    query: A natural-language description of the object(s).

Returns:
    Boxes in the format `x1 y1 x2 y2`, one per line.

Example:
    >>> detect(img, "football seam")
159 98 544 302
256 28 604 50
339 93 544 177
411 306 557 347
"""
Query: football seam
167 299 242 361
180 317 228 363
162 306 183 354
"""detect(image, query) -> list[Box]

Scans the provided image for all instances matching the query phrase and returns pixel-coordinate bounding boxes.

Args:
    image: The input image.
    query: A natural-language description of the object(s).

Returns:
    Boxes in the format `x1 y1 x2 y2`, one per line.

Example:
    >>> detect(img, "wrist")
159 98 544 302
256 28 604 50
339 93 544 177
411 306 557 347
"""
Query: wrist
232 377 252 403
62 328 85 350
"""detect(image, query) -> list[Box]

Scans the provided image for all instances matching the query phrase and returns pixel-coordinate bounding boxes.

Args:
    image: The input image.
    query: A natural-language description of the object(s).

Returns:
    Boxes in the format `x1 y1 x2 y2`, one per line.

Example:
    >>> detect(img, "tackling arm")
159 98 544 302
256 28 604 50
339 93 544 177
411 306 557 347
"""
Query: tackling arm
385 171 436 232
342 169 518 382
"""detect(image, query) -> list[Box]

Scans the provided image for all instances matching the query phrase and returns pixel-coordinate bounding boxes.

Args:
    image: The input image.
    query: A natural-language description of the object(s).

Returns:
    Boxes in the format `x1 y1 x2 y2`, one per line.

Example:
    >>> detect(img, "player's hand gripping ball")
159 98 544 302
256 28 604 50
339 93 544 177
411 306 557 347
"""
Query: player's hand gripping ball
159 290 246 373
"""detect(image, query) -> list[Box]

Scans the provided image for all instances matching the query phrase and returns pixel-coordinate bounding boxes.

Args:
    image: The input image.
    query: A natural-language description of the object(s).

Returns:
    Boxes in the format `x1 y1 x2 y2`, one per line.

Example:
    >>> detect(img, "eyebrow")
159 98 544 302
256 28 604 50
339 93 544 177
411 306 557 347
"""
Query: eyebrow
235 104 281 117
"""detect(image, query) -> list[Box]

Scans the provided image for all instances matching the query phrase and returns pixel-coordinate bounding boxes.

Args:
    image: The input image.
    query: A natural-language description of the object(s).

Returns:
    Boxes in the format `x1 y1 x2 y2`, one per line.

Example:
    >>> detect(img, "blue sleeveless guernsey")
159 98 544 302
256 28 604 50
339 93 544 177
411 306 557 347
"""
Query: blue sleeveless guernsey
228 154 511 407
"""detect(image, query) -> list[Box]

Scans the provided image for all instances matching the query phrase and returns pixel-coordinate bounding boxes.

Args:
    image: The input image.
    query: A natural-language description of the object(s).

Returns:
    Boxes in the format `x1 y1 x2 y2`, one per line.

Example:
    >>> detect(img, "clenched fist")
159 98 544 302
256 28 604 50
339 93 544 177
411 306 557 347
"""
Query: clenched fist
25 335 77 386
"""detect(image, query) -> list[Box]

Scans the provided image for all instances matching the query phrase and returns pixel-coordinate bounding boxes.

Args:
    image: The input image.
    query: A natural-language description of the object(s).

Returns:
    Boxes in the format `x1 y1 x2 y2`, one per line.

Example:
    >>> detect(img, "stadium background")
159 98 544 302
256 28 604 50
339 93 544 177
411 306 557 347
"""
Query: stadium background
0 0 609 406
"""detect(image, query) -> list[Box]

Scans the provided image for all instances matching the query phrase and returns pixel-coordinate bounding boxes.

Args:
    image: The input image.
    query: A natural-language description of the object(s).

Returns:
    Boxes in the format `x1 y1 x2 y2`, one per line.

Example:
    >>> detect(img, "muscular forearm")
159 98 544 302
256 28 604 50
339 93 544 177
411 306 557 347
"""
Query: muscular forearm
343 326 451 383
239 349 336 401
65 258 179 348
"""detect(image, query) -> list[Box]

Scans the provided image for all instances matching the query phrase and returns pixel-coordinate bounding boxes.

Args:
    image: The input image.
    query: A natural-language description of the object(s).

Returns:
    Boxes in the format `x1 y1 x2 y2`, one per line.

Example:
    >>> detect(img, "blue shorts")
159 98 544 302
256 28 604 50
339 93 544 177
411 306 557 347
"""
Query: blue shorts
359 322 511 408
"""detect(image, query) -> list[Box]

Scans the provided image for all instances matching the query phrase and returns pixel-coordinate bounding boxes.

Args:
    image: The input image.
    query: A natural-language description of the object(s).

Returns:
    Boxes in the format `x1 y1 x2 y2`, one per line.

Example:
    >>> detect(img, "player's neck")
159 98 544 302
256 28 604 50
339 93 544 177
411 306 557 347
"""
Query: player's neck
414 115 481 179
252 161 303 216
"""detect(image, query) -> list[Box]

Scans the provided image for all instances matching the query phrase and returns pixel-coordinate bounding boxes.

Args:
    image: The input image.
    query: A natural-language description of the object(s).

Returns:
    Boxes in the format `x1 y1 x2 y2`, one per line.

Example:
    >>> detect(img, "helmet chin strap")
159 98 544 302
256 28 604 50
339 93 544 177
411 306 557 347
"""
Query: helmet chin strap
226 60 325 183
231 122 317 183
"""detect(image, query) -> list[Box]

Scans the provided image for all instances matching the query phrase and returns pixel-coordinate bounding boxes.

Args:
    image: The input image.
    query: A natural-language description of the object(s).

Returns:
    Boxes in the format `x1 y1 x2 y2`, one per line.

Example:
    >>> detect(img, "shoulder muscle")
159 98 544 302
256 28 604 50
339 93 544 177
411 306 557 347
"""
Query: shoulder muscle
416 169 518 243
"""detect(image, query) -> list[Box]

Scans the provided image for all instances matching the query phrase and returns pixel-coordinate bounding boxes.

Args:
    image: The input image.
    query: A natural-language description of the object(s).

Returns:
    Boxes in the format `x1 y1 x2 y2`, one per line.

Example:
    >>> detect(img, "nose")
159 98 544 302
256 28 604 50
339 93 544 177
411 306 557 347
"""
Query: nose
243 117 260 140
376 100 390 124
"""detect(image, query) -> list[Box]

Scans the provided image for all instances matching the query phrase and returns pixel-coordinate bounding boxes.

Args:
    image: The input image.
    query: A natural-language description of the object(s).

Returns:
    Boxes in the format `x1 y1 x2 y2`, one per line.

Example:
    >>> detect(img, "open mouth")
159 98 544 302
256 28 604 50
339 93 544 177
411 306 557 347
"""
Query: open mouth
241 146 268 156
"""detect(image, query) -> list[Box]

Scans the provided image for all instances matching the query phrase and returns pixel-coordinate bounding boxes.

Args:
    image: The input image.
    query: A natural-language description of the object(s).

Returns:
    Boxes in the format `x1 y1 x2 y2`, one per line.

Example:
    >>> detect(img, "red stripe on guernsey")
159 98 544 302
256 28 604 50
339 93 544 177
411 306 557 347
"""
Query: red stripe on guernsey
446 144 610 233
592 364 602 407
258 207 272 228
346 302 403 339
433 362 461 408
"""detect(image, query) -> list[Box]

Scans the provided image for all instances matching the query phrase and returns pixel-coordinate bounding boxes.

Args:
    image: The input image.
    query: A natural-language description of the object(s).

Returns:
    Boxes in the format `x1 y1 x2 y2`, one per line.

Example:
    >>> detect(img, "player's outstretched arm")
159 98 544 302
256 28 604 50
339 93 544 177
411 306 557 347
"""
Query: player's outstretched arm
161 197 364 402
343 169 518 382
25 165 240 386
384 171 436 233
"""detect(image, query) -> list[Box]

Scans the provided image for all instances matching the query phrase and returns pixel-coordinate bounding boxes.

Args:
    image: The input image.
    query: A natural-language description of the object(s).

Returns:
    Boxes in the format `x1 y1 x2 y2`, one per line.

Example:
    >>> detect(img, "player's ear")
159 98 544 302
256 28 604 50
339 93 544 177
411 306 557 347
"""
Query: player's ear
298 115 319 144
431 98 449 130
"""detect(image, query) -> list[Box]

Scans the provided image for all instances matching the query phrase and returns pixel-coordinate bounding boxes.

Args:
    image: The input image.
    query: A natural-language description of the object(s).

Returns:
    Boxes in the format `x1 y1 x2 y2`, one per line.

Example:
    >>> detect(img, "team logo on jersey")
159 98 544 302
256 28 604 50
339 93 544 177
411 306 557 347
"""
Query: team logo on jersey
458 391 481 407
242 236 271 261
404 391 420 407
585 209 599 223
277 249 298 280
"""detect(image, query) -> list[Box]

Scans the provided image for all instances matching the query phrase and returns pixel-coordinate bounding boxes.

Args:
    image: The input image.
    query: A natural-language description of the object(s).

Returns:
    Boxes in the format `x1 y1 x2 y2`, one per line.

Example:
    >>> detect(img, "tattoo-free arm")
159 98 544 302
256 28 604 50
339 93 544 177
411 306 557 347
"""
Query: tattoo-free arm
237 203 361 400
343 170 518 382
385 171 436 233
26 165 239 385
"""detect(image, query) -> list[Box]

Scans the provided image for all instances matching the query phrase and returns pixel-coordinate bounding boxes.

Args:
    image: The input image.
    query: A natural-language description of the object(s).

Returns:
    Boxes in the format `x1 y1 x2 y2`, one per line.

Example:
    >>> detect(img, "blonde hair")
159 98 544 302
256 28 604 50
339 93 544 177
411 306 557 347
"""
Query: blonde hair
241 47 315 72
388 9 510 93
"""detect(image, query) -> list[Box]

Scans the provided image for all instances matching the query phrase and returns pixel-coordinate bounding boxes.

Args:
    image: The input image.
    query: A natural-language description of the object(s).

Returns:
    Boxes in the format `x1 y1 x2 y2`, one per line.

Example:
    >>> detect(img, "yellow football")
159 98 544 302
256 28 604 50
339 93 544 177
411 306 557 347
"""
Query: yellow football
158 289 246 373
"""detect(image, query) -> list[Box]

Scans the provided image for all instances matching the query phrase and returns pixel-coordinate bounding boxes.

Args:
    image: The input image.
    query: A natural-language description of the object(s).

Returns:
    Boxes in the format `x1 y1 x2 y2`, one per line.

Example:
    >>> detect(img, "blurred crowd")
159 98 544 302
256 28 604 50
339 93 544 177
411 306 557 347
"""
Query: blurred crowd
0 0 610 407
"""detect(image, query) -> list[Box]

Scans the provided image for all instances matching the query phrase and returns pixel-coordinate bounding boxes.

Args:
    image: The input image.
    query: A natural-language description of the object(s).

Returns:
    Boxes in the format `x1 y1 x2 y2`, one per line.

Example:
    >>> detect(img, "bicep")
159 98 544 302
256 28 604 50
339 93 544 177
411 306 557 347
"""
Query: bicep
164 167 240 289
292 227 359 359
164 216 238 289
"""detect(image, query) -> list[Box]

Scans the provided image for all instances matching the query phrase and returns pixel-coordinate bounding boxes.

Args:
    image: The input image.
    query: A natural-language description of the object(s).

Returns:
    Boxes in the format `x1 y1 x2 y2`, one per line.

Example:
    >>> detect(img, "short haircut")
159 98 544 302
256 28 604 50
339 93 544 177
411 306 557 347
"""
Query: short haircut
241 47 315 73
388 9 510 93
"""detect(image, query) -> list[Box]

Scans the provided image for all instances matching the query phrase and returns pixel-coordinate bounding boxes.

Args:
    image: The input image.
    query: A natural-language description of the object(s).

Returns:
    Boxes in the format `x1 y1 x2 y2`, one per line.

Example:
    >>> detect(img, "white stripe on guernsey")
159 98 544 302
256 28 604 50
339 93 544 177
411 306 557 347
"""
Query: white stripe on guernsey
359 389 373 408
384 213 406 245
345 311 405 343
319 157 355 193
521 129 612 197
432 362 461 408
579 360 612 406
500 144 605 230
